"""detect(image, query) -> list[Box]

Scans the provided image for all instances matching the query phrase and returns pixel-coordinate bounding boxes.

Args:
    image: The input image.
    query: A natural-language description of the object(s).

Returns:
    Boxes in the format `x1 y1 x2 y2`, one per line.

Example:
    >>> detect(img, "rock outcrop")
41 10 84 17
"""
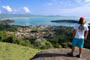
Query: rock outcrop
31 48 90 60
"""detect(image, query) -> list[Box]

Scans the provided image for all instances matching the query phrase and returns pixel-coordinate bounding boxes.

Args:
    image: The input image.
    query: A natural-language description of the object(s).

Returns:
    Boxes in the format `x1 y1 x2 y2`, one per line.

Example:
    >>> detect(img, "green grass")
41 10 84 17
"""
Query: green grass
0 42 39 60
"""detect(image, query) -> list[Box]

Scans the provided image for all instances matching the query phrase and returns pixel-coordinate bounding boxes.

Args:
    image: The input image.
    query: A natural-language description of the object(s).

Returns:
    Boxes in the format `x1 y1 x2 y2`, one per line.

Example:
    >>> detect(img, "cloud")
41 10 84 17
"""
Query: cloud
59 5 90 16
46 0 90 16
75 0 82 3
12 9 17 14
46 0 72 8
23 7 31 13
75 0 90 3
43 2 90 16
2 5 12 12
47 3 53 6
0 11 1 14
2 6 31 14
84 0 90 2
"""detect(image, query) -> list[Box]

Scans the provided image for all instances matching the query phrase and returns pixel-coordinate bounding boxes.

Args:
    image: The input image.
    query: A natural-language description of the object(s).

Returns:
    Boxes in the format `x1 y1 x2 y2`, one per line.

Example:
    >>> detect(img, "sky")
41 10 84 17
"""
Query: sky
0 0 90 16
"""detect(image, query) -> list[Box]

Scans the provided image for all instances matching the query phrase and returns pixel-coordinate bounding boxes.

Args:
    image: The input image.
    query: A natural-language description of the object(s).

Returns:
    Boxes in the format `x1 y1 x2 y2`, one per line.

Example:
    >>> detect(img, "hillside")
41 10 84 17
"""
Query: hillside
0 42 39 60
32 48 90 60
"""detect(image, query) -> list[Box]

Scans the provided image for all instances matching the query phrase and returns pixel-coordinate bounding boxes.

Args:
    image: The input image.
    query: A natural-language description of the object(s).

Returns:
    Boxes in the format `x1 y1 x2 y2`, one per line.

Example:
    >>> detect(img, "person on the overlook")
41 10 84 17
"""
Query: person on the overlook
67 17 89 58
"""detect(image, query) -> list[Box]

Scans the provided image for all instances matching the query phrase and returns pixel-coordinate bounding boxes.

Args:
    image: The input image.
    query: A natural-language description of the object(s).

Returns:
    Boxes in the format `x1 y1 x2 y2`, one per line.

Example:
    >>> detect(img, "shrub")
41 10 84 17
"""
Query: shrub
1 33 32 47
34 38 53 49
0 31 9 41
54 43 62 48
7 25 18 32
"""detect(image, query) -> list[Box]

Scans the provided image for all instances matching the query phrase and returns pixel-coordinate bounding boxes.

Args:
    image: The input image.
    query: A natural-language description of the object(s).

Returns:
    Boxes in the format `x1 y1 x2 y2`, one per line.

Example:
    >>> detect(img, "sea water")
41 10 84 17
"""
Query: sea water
2 16 90 27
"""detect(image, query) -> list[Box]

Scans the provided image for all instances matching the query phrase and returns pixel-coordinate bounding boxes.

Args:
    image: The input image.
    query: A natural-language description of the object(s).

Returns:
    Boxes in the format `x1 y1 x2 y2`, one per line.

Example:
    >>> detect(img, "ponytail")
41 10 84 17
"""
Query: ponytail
78 24 84 31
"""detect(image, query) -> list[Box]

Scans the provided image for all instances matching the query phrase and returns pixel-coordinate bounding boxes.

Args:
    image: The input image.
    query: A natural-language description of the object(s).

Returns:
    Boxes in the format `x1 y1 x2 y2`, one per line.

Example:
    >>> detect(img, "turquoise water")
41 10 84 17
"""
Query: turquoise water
8 16 90 27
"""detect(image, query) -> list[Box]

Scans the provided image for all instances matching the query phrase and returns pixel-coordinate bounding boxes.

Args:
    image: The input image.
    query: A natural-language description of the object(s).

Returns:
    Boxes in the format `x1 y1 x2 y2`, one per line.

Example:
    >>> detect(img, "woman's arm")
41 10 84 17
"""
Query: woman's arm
72 29 76 38
84 31 89 40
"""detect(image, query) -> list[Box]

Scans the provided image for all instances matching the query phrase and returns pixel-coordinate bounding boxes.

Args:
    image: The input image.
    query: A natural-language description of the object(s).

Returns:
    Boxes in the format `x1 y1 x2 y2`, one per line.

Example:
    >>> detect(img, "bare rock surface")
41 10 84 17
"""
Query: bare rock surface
31 48 90 60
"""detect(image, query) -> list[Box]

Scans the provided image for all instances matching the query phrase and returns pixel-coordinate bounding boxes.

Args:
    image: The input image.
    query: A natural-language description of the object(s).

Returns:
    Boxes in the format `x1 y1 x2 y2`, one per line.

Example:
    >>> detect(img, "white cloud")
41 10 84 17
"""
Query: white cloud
83 3 90 6
2 5 12 12
2 6 31 14
59 5 90 16
0 11 1 14
75 0 82 3
47 3 53 6
23 7 31 13
52 0 90 16
46 0 72 8
84 0 90 2
75 0 90 3
13 9 17 14
14 9 17 12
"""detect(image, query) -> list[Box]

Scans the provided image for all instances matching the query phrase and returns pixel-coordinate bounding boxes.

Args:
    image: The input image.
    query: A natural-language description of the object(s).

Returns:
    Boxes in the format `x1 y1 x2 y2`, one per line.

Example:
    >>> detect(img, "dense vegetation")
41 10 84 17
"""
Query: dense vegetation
0 24 90 49
0 19 18 31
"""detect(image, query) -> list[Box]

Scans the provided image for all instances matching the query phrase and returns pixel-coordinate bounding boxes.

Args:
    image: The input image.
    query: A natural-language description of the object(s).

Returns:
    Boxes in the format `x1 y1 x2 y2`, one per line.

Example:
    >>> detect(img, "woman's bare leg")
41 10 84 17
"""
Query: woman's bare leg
79 48 82 55
72 47 75 53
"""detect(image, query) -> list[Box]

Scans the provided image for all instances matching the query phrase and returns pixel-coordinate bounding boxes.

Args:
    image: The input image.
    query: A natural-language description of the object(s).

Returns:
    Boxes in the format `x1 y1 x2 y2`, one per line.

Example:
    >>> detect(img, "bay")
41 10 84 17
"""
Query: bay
2 16 90 27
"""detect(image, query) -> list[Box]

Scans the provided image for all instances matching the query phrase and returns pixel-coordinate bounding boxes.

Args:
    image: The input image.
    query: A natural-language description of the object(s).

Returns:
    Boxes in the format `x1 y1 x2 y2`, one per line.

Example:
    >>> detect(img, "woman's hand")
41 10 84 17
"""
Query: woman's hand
84 36 87 40
84 31 88 40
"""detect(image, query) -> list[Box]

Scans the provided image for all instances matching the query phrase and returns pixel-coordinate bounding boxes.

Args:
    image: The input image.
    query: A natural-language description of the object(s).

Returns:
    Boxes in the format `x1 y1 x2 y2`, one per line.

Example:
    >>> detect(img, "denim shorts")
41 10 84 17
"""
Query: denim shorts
72 38 84 48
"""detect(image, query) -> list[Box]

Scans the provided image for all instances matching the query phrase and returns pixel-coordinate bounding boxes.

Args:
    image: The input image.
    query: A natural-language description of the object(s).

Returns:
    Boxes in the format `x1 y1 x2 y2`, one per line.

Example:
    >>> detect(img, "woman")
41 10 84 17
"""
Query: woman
67 17 89 58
